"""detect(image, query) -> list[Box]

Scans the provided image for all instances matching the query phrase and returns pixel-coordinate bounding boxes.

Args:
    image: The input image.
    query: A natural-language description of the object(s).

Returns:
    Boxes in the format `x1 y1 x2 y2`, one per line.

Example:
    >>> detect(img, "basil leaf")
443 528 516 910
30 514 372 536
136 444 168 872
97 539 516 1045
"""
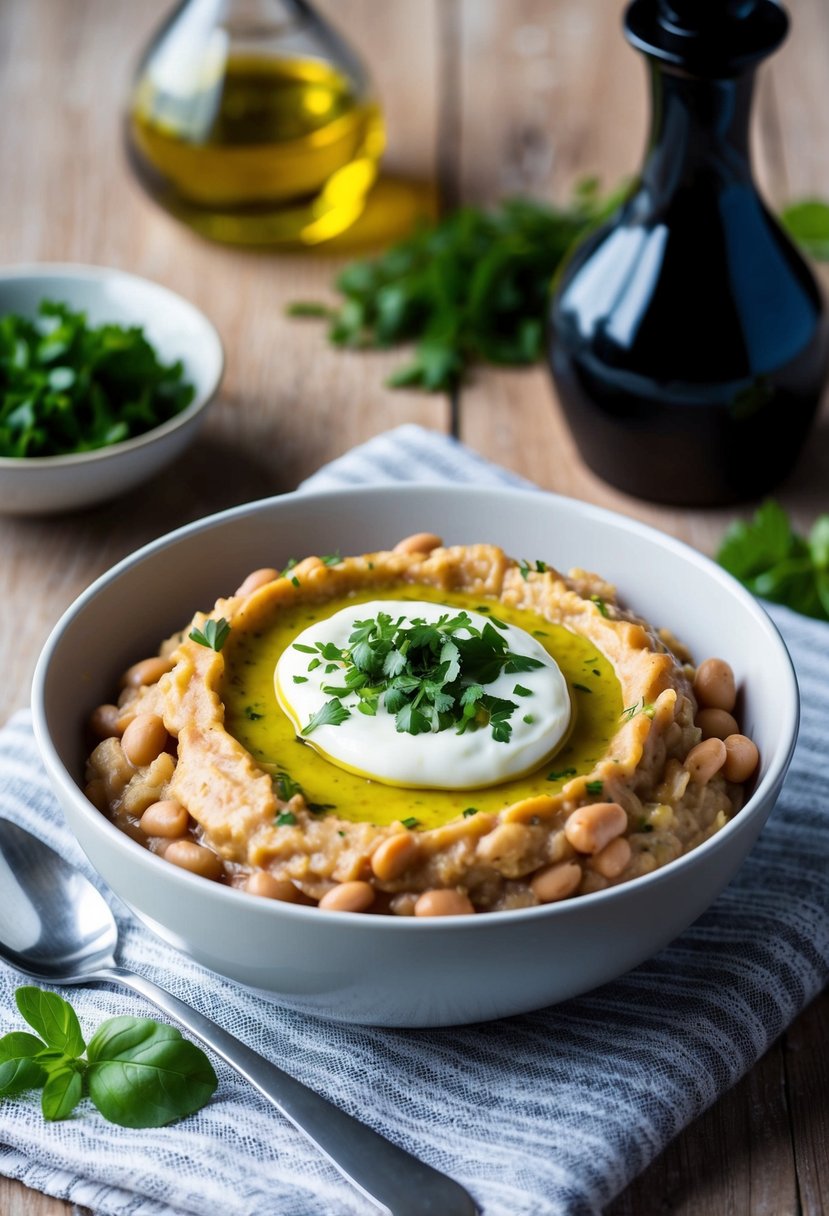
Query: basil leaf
41 1066 83 1121
15 987 85 1057
0 1033 49 1096
86 1017 217 1128
0 1030 46 1061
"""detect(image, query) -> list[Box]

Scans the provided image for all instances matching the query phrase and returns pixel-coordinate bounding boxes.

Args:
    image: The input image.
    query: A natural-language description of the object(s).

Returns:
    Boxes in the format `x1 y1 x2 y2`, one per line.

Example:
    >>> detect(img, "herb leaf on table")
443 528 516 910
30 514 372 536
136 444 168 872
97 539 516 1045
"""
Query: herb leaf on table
0 986 217 1127
287 180 626 392
716 500 829 621
779 199 829 261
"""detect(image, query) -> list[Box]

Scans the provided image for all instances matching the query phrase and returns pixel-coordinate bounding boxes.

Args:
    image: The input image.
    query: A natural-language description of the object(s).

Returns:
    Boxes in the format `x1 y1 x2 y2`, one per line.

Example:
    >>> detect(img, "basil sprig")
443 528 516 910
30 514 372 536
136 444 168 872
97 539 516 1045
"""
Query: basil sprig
0 987 216 1127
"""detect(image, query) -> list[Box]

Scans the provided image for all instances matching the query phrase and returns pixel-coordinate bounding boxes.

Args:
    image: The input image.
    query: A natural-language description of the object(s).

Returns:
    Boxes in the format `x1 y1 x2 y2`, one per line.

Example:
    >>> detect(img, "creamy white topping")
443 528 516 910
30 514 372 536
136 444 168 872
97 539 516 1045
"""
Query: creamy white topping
274 600 572 790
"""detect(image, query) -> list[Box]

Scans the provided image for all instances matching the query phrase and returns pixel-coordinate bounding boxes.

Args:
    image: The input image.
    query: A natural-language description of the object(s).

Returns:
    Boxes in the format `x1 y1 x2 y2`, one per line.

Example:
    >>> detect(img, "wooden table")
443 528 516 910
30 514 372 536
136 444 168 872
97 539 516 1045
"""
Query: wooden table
1 1 827 1212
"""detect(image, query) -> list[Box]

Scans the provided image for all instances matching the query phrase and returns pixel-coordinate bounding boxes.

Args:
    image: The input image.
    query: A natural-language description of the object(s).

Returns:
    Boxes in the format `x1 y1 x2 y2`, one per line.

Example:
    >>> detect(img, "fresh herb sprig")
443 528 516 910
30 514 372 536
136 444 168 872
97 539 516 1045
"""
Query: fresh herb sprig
0 301 194 458
716 500 829 622
0 987 216 1127
296 609 544 742
287 181 624 392
288 187 829 394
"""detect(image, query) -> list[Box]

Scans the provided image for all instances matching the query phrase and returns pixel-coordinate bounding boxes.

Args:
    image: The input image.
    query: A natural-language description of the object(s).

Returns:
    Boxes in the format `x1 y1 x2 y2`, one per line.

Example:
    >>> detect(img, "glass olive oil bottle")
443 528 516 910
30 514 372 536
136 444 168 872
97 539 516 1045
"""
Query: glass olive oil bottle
126 0 384 246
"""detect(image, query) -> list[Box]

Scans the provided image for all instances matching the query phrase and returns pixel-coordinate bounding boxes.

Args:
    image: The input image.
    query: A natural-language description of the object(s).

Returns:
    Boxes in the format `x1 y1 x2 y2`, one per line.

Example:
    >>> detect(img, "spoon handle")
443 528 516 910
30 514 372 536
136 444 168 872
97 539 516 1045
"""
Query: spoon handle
97 965 478 1216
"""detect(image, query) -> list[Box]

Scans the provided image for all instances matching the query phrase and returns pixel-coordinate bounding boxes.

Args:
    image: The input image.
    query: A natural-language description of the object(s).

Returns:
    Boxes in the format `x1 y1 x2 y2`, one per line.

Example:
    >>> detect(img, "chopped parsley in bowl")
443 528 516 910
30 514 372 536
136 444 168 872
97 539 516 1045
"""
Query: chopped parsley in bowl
0 300 195 458
0 264 223 514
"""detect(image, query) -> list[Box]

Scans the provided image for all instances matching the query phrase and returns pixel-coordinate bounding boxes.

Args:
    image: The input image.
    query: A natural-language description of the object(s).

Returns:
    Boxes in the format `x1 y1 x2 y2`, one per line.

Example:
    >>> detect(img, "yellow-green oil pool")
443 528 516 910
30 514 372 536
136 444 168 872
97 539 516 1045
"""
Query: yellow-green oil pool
219 586 623 830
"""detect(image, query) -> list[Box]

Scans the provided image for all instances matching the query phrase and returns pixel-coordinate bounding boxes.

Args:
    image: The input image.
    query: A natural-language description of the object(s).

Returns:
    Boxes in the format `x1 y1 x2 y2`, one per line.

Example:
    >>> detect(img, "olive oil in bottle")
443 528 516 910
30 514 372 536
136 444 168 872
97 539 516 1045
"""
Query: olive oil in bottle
126 1 384 246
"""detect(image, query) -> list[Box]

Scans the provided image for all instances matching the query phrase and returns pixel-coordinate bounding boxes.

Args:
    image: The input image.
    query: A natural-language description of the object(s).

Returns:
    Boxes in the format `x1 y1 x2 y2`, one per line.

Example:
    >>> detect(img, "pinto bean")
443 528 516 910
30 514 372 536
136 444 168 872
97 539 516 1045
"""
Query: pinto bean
165 840 223 880
723 734 760 783
139 800 189 839
696 707 739 740
318 881 375 912
564 803 627 855
121 657 174 688
89 703 124 740
693 658 737 712
414 889 475 917
235 567 279 597
684 737 727 784
589 836 632 879
530 861 582 904
244 872 300 902
393 532 443 556
121 713 168 767
371 833 420 881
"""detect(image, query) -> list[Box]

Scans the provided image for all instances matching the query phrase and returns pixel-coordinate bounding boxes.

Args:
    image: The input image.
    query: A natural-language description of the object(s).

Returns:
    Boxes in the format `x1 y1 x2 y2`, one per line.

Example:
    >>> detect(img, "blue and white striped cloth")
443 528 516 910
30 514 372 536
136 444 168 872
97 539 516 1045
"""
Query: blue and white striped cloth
0 425 826 1216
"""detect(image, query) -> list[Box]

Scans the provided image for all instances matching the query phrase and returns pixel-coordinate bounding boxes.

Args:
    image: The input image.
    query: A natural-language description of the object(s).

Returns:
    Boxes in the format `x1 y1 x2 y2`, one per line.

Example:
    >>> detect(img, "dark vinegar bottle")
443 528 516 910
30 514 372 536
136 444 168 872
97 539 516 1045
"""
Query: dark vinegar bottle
548 0 829 506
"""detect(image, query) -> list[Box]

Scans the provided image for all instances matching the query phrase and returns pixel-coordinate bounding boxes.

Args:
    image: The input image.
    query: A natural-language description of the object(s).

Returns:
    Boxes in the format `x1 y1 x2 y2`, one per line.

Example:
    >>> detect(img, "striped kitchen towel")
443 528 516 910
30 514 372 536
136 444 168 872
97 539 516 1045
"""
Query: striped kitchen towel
0 424 826 1216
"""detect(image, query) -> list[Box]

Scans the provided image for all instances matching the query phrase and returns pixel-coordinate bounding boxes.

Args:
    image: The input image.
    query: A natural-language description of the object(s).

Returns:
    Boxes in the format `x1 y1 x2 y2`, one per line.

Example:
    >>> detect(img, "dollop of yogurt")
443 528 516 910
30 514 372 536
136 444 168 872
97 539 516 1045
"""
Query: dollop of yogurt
275 600 572 790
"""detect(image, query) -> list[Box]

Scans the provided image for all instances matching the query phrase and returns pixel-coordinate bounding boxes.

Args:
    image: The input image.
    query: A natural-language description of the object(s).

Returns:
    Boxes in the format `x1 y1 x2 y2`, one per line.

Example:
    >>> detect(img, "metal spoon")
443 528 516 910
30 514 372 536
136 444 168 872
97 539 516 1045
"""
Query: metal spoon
0 818 479 1216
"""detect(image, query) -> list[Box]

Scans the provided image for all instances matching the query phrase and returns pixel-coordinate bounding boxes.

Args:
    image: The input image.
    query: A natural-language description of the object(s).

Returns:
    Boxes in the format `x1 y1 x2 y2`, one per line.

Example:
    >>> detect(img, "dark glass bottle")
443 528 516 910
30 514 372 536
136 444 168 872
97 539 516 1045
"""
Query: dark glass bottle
548 0 829 506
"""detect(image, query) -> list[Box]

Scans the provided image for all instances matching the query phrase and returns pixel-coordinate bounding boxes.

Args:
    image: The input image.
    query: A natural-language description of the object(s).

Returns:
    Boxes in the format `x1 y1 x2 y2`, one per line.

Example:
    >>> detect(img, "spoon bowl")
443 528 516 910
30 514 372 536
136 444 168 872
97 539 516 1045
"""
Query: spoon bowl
0 818 478 1216
0 819 117 980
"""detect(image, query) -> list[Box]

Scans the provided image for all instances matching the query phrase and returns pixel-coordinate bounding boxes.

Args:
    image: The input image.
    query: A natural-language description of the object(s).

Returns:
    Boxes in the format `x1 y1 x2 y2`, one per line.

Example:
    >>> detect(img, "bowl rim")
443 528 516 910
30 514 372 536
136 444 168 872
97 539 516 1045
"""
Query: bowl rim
31 482 800 931
0 262 225 469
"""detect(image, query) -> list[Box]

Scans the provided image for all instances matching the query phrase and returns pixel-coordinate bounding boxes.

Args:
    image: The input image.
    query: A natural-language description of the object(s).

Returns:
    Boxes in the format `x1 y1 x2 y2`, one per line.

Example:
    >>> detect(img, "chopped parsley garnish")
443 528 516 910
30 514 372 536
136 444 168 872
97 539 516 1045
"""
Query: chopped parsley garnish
513 684 532 697
547 766 577 782
280 558 298 577
244 706 264 721
590 595 610 618
523 713 534 724
401 816 420 829
518 558 549 580
188 617 231 652
301 698 351 736
292 675 308 684
275 811 297 826
585 780 604 795
274 772 302 801
320 552 342 566
297 608 545 743
291 576 301 588
462 807 478 818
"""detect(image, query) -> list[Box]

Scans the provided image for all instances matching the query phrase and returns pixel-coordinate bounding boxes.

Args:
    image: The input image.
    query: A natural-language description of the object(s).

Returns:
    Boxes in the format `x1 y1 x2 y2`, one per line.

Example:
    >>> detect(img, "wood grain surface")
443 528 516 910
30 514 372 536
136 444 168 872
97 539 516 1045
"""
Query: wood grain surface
0 1 826 1213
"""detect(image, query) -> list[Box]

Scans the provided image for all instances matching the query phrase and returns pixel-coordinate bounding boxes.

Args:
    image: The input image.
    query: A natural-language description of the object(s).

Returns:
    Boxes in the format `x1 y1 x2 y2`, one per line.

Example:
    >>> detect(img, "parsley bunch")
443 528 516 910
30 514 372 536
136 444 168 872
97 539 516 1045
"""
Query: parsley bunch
287 181 624 392
716 500 829 621
0 300 194 458
296 609 544 742
0 987 216 1127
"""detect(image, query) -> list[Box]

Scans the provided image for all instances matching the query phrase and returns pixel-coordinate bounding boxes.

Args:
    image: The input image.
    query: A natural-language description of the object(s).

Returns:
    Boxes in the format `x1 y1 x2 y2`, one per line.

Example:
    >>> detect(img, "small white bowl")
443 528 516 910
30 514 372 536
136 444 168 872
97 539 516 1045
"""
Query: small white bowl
32 486 798 1027
0 265 224 514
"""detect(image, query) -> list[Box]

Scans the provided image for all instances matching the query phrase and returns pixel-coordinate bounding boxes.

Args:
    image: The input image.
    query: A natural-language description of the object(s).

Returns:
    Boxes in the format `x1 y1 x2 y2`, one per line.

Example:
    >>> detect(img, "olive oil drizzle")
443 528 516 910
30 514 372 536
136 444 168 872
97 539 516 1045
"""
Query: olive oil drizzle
220 585 623 830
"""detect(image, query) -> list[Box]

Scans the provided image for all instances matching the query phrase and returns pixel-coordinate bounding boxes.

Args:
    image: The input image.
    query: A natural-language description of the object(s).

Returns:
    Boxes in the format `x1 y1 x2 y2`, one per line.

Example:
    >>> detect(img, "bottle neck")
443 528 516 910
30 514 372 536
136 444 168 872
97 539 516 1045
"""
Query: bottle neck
641 63 756 199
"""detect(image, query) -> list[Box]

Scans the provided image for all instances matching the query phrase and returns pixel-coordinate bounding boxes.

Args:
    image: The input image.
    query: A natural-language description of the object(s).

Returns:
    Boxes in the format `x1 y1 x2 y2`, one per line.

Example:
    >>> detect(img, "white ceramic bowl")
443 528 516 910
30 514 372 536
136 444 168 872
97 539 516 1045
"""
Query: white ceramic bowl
32 486 798 1027
0 265 224 514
